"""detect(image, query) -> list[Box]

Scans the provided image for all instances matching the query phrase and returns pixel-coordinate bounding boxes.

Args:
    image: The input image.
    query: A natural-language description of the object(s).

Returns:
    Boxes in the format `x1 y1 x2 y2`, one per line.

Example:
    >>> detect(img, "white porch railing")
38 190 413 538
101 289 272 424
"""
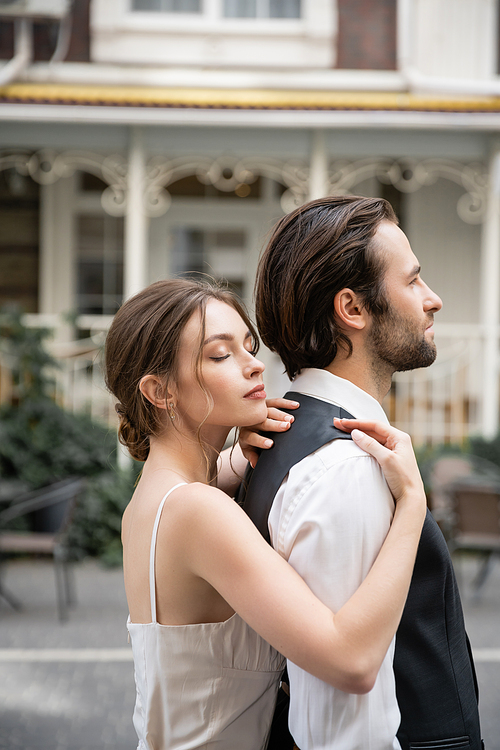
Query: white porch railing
50 335 117 429
0 315 117 430
388 324 487 446
1 317 497 447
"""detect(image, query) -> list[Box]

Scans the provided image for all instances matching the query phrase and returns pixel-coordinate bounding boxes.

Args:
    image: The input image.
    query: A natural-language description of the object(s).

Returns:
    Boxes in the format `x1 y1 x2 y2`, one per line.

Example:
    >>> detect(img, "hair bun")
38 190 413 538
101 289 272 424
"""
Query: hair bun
115 403 149 462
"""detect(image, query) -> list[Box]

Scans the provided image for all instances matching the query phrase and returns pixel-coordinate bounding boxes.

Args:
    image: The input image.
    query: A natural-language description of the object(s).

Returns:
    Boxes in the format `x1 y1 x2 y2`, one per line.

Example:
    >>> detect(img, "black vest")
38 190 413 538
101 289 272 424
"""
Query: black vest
240 391 483 750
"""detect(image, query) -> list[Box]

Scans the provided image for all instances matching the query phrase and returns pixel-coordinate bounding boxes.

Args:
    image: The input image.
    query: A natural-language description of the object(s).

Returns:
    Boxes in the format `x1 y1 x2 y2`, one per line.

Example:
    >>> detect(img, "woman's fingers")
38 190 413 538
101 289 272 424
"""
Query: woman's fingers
266 398 300 411
334 417 393 444
334 419 424 504
266 408 295 424
239 399 299 467
350 428 391 462
239 416 291 465
242 448 259 469
240 428 274 452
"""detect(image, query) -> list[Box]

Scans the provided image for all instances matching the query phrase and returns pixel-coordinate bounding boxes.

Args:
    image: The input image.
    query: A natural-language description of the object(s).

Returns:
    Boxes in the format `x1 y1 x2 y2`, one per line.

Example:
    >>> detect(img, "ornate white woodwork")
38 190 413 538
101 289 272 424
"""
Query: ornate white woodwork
1 150 487 225
0 150 310 214
145 154 309 214
0 149 128 216
327 157 488 225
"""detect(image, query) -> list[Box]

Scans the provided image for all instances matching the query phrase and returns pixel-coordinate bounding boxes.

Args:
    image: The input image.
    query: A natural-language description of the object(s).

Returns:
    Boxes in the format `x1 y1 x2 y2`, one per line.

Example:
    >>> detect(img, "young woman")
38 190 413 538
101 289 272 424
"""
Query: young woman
105 278 427 750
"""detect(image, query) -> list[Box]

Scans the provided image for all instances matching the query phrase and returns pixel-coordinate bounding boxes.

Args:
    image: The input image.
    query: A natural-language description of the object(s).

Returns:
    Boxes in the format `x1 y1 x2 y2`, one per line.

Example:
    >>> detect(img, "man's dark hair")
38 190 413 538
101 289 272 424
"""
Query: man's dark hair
255 195 398 379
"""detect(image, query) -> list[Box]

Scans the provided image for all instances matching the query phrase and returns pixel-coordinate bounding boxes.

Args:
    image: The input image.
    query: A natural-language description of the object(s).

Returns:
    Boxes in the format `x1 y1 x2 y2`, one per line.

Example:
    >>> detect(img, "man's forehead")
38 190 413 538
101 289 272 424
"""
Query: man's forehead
374 221 419 273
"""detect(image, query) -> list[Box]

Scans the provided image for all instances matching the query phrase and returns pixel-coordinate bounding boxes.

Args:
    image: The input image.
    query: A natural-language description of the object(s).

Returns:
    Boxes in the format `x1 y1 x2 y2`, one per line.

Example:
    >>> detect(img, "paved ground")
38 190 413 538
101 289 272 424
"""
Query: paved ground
0 559 136 750
456 554 500 749
0 554 499 749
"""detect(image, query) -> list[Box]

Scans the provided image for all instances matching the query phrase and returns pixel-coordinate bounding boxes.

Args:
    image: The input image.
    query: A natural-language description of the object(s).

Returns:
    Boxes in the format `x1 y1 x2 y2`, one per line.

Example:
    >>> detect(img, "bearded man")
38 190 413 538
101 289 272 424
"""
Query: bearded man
242 196 483 750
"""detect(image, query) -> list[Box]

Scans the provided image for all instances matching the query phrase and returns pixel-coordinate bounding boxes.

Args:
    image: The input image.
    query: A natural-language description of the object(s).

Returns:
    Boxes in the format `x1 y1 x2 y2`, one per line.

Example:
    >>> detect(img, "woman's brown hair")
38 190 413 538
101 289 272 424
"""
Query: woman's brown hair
255 195 398 379
105 278 258 461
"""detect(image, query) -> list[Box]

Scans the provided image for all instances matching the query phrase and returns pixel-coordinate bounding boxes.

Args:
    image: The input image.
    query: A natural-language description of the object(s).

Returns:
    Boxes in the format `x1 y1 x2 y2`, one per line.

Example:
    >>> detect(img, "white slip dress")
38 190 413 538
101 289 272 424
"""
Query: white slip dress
127 483 286 750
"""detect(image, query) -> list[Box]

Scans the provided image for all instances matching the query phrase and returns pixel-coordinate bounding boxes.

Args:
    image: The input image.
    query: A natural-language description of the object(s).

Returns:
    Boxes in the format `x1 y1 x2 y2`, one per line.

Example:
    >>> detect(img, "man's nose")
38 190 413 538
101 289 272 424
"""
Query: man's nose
424 284 443 313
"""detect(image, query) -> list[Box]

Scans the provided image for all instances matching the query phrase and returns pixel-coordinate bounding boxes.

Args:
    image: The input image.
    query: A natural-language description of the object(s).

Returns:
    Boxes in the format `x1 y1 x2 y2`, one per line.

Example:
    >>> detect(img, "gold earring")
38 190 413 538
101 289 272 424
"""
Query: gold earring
168 403 176 422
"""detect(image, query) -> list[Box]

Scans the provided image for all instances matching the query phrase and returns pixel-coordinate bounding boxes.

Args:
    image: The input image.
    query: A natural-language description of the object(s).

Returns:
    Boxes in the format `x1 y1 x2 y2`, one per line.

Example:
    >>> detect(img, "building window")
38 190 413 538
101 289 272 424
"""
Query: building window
132 0 201 12
76 215 124 315
223 0 300 19
132 0 300 16
171 228 246 298
0 169 39 313
169 174 262 200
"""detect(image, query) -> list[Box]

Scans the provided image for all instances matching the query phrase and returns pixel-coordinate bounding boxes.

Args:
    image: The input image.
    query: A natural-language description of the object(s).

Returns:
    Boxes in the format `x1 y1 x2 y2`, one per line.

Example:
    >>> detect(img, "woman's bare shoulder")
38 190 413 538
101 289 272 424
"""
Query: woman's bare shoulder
163 481 242 518
125 480 247 545
154 482 256 564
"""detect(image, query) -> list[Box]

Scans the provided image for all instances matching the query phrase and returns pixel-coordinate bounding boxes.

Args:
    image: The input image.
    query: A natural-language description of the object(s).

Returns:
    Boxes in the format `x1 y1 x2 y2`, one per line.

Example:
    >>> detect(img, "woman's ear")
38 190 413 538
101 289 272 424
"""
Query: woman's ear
333 288 369 332
139 375 168 410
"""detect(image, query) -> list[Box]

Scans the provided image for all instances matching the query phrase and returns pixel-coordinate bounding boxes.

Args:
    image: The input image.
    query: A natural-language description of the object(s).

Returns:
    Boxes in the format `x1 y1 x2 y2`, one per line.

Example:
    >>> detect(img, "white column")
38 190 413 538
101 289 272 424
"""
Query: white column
39 176 75 343
309 130 329 200
479 147 500 438
124 127 149 300
39 180 57 315
40 177 75 316
396 0 413 75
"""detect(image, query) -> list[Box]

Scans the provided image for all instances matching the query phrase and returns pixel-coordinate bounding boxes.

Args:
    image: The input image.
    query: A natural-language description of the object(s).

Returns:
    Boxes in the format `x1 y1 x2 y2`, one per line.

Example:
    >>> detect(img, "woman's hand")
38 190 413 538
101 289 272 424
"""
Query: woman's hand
240 397 299 468
334 418 425 506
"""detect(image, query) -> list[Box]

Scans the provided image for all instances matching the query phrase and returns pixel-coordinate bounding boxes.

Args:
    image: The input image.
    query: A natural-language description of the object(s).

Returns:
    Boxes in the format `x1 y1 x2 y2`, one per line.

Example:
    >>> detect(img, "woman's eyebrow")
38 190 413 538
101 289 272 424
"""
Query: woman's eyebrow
203 330 252 345
203 333 234 345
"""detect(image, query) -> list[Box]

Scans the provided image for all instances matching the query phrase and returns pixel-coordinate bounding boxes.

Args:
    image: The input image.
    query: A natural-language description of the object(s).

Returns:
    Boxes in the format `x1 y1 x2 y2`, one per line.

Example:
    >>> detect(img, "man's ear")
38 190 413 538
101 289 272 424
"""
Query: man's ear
333 288 369 332
139 375 169 411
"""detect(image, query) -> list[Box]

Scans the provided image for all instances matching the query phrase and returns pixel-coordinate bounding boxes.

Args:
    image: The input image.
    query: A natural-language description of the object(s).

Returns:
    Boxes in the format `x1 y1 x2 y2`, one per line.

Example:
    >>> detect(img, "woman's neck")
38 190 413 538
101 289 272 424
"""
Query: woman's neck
146 424 230 485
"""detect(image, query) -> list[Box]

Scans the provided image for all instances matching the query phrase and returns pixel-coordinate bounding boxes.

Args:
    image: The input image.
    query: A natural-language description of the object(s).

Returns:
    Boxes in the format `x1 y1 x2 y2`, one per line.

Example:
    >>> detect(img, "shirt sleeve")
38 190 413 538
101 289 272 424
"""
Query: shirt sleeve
268 441 396 613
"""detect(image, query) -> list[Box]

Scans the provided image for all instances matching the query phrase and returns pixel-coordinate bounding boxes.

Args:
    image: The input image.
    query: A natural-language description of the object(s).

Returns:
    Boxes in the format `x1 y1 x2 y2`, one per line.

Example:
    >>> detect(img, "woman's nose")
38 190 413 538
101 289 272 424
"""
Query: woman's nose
248 355 265 375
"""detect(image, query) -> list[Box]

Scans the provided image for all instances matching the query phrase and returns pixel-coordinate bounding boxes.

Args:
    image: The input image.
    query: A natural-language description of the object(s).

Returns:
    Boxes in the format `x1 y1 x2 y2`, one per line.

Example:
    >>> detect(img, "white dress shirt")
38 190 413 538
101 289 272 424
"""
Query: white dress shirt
268 369 401 750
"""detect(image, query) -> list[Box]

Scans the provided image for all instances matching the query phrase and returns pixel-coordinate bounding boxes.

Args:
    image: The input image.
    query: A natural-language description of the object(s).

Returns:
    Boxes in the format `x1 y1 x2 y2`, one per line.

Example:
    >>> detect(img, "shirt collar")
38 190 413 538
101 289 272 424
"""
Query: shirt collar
291 368 389 424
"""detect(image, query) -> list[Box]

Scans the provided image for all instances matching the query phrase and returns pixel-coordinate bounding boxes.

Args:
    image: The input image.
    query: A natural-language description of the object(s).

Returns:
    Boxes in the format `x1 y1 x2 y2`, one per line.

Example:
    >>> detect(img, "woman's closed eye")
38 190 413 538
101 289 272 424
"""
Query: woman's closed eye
209 353 230 362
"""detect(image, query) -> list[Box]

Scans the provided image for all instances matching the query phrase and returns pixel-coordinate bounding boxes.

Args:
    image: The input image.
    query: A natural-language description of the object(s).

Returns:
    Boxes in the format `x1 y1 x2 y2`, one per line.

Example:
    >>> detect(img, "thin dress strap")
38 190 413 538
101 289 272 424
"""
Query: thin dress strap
149 483 187 624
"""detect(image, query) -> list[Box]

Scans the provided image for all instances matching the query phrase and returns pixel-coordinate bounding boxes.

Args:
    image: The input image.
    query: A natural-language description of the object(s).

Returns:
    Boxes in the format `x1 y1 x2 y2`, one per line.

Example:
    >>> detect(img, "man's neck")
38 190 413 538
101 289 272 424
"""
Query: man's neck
324 352 393 405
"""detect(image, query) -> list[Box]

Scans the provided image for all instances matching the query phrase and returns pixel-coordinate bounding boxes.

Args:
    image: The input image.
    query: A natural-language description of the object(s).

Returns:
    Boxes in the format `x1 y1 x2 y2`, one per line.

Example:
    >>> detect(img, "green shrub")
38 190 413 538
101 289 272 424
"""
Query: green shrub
66 468 136 567
0 307 131 564
0 398 116 489
0 308 57 400
468 433 500 470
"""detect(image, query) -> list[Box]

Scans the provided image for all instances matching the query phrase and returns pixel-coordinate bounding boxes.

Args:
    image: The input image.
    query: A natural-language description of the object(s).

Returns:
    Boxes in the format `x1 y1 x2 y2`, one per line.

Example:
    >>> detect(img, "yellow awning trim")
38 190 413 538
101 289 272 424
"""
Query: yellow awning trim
2 83 500 112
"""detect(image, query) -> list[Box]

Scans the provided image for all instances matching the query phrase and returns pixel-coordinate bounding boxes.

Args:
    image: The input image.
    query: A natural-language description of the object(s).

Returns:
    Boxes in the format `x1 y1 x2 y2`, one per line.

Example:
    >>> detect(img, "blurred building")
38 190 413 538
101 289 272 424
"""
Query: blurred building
1 0 500 444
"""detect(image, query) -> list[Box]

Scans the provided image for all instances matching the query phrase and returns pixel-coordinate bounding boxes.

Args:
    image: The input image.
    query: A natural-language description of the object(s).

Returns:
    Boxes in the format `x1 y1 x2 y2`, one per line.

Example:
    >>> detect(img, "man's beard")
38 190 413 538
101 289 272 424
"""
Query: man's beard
368 305 437 373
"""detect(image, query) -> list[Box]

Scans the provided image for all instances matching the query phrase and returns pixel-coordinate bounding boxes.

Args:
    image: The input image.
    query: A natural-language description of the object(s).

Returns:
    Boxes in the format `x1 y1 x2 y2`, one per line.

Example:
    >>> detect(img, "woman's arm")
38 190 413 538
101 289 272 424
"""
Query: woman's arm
216 397 299 495
176 422 426 694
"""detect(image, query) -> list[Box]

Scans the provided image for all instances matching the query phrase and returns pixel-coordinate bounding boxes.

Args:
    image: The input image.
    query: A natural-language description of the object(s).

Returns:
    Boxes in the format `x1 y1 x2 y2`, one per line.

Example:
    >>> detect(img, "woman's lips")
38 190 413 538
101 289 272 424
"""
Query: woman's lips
244 385 267 399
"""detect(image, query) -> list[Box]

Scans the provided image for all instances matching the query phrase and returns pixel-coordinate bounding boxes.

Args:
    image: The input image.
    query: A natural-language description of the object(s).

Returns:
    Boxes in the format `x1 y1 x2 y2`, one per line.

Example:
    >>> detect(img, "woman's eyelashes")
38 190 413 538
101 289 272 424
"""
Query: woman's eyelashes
207 341 256 362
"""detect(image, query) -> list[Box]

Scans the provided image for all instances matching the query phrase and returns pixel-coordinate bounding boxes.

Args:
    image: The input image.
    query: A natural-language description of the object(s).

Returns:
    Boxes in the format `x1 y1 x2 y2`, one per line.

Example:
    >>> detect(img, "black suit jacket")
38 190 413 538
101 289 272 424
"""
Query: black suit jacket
240 392 483 750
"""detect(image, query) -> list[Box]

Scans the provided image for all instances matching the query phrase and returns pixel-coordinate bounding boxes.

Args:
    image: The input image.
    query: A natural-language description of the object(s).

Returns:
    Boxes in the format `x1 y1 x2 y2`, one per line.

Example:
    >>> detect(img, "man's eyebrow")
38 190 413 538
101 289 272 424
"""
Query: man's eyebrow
408 265 421 278
203 330 252 345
